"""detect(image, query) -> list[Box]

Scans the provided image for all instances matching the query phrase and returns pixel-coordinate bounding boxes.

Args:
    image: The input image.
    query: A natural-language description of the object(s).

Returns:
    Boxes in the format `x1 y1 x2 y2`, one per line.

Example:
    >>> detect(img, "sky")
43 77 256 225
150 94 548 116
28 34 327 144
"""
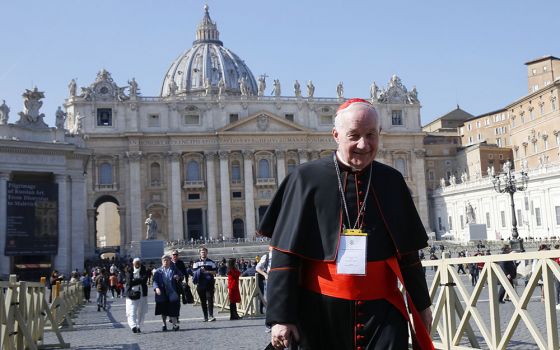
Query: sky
1 0 559 127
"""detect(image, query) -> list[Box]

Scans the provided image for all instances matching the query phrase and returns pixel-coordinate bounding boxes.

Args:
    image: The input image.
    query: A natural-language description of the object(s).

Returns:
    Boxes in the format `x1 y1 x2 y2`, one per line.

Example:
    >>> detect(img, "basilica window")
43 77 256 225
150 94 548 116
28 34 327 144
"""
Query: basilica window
97 108 112 126
460 215 464 229
485 213 491 228
391 110 403 126
231 160 242 182
287 159 297 174
258 159 271 179
540 103 545 115
448 216 453 230
150 162 162 186
148 114 160 127
186 160 201 181
500 211 506 228
551 98 557 111
99 163 113 185
535 208 542 226
285 114 294 122
394 158 407 177
229 114 239 123
320 115 333 125
555 206 560 225
184 114 200 125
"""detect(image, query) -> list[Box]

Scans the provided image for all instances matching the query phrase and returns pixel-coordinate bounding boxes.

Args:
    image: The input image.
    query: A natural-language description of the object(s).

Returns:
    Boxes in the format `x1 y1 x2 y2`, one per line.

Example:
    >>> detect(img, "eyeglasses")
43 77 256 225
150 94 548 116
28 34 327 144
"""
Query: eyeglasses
172 253 178 256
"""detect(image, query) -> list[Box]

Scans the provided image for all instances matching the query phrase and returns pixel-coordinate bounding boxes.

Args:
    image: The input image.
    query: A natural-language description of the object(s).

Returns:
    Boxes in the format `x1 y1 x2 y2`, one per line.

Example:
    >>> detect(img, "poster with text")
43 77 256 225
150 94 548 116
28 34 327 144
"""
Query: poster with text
5 181 59 255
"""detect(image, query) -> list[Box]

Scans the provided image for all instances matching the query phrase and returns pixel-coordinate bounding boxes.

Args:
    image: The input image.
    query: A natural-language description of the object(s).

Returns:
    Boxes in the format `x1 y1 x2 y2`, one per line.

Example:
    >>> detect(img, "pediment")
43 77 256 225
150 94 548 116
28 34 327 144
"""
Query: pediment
218 111 309 133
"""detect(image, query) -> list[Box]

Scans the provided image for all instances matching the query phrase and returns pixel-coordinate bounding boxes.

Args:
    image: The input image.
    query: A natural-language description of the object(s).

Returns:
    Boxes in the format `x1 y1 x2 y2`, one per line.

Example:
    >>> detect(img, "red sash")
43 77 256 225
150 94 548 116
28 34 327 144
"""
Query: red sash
301 256 434 350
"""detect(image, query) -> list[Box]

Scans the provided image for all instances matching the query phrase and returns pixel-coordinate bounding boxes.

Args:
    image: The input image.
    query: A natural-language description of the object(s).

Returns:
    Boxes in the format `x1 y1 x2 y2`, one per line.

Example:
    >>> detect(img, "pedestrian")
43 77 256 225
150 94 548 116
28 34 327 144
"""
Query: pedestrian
259 98 433 349
80 271 92 302
95 268 109 311
554 244 560 310
498 245 517 304
153 255 183 331
468 254 480 287
192 247 217 322
109 272 118 299
457 251 466 274
532 244 549 302
227 258 242 320
256 246 272 331
125 258 148 333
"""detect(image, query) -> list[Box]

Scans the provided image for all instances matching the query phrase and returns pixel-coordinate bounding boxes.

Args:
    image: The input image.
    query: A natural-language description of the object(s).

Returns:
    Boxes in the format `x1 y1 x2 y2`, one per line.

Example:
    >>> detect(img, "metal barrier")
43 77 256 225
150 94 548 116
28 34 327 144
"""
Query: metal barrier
1 275 83 349
422 250 560 350
188 276 263 316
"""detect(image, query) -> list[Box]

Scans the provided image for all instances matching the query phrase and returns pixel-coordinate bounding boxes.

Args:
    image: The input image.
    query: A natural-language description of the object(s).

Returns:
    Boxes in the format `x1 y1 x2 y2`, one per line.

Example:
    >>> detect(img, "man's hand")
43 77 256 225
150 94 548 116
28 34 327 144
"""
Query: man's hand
271 323 299 349
155 287 161 296
419 307 433 334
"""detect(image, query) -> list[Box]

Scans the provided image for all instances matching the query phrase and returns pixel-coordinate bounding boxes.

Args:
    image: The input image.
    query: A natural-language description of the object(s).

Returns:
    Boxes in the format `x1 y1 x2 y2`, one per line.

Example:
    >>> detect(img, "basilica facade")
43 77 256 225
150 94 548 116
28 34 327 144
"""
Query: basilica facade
64 7 429 257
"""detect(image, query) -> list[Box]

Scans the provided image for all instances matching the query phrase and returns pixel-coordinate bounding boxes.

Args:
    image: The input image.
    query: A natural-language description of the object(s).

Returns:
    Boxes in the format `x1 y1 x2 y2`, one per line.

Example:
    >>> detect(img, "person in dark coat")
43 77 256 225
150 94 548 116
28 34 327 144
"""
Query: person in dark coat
259 98 433 350
192 247 217 322
498 245 517 303
153 255 183 331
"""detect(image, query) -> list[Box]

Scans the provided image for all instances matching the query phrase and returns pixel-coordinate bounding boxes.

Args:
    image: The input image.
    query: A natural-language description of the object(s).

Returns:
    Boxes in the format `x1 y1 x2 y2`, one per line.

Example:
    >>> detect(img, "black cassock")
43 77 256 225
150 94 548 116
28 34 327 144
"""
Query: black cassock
259 155 431 350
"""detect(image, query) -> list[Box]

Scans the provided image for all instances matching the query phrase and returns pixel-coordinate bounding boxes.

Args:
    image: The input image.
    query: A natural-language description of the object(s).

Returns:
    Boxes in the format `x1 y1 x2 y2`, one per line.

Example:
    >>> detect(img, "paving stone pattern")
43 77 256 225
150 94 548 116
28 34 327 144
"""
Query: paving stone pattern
43 270 559 349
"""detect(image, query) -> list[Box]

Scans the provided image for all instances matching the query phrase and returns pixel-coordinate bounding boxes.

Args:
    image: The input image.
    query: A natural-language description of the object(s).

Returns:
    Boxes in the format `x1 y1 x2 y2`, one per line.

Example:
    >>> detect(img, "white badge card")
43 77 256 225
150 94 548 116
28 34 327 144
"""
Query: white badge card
336 234 367 275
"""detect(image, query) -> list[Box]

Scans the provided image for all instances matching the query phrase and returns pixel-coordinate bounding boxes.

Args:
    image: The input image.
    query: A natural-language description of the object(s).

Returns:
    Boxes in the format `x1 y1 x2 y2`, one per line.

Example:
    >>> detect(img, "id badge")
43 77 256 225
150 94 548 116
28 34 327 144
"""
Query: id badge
336 229 367 275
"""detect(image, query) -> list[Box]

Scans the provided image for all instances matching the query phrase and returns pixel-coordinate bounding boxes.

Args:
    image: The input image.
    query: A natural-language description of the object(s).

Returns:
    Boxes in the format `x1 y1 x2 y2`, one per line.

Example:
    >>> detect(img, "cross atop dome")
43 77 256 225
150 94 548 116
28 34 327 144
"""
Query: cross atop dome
194 5 222 45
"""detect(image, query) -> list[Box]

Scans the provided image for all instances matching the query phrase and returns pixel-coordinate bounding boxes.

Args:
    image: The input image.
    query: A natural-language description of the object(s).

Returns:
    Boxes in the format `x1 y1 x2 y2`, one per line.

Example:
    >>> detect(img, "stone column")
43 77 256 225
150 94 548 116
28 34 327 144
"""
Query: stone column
0 172 10 276
413 149 430 228
298 150 309 163
70 175 86 272
87 208 96 257
126 152 143 243
219 151 232 238
243 151 256 238
118 207 127 254
276 150 286 184
168 152 183 241
205 152 219 239
54 174 71 275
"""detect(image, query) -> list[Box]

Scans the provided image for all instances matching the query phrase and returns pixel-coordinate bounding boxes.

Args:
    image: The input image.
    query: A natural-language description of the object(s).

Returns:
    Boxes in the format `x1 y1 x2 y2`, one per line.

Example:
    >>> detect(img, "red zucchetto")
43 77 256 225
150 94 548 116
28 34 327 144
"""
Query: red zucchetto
336 98 372 112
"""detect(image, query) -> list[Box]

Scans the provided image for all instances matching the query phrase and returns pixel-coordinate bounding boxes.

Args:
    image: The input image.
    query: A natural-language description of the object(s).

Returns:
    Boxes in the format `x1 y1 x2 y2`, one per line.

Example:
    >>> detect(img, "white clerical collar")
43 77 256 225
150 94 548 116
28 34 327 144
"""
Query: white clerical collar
335 151 366 173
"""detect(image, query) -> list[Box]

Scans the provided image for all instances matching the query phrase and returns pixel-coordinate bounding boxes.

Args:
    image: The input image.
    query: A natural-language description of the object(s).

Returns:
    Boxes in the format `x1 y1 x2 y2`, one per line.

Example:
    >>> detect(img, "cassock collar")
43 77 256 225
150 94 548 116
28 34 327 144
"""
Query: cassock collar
335 152 371 175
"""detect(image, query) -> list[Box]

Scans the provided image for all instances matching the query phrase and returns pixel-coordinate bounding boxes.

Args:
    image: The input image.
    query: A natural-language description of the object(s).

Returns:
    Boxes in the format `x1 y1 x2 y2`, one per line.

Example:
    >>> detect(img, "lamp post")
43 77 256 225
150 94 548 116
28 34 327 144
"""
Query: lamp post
491 160 529 251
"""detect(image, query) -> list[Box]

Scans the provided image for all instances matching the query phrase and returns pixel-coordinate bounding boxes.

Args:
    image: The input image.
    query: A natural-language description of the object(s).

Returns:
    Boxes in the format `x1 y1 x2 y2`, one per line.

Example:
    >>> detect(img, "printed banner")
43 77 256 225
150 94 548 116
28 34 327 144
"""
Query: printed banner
5 182 58 255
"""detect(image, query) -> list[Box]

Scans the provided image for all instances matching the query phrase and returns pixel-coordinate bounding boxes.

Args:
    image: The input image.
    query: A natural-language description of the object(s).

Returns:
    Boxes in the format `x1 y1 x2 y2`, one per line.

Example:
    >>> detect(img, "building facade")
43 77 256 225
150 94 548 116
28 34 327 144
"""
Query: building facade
62 7 429 258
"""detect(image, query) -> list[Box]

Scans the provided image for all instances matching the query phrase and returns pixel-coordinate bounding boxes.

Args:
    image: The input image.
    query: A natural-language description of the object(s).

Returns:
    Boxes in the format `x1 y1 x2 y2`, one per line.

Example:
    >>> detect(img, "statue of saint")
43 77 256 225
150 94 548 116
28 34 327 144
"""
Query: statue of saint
145 213 158 240
466 202 476 224
257 75 266 97
55 106 67 129
440 177 446 188
449 174 456 186
239 77 248 96
370 82 379 102
0 100 10 125
294 80 301 97
128 78 139 97
272 79 281 97
68 79 77 97
307 80 315 98
336 82 344 98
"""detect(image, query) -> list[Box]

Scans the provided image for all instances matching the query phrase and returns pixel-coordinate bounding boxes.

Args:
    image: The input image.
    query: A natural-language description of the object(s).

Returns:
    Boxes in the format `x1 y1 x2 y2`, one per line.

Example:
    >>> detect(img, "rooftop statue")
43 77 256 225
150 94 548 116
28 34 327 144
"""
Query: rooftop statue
218 77 225 97
55 106 67 130
68 79 77 97
239 77 248 96
0 100 10 125
272 79 281 97
16 87 48 128
294 80 301 97
204 78 212 96
307 80 315 98
128 78 139 97
257 75 266 97
370 82 379 102
336 82 344 98
168 79 178 96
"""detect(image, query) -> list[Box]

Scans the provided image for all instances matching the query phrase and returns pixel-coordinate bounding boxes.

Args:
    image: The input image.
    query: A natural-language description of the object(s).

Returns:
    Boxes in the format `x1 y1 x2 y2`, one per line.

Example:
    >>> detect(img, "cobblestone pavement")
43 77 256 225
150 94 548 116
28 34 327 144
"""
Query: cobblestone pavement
43 271 559 350
43 295 271 350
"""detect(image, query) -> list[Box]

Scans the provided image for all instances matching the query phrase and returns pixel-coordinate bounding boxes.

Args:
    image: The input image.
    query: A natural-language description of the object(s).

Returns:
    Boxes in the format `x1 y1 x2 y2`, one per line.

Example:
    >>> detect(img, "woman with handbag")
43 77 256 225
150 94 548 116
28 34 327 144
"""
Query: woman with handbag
125 258 148 333
153 255 184 331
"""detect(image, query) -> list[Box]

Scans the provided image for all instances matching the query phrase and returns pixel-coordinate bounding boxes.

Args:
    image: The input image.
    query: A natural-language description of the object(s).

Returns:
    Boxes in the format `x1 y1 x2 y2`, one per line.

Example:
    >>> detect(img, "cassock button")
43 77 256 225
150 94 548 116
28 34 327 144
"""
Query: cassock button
359 191 364 195
359 201 363 205
357 346 364 350
356 323 364 330
357 301 365 306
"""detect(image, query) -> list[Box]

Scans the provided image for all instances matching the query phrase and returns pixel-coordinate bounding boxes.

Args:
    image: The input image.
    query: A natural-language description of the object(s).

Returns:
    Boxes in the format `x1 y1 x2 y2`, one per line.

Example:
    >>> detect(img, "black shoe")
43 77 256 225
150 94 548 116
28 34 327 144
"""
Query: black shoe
208 317 216 322
162 325 167 332
173 325 179 331
137 328 141 333
132 327 137 333
499 300 505 304
202 318 208 322
97 305 100 312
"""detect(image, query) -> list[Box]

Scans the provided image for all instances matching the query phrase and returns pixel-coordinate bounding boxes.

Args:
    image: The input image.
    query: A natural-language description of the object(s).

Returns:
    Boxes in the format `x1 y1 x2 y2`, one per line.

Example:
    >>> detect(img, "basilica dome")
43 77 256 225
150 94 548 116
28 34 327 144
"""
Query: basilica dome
160 6 258 97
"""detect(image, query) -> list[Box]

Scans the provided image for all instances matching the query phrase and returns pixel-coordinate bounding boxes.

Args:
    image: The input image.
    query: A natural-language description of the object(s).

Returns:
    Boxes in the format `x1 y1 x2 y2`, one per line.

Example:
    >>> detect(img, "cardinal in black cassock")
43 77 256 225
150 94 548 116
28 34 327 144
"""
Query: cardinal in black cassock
258 98 434 350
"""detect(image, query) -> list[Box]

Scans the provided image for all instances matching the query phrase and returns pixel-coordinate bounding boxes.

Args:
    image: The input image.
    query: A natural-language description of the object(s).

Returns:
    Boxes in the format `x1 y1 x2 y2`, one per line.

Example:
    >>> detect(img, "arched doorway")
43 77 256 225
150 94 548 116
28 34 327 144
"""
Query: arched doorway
233 218 245 239
94 196 121 250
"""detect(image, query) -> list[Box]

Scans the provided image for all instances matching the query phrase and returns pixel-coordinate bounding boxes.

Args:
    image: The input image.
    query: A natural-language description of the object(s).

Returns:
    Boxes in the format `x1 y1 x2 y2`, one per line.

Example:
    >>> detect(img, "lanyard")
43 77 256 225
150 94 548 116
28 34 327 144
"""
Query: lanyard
333 153 373 230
